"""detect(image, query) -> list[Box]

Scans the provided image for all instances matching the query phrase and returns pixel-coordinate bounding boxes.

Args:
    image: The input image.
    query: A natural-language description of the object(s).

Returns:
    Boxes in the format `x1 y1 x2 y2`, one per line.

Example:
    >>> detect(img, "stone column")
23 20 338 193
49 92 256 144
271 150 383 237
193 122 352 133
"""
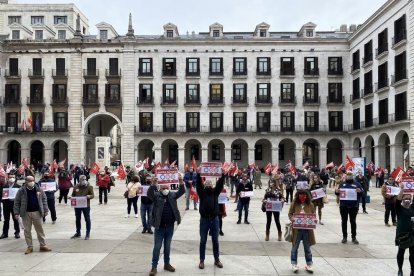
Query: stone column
374 145 382 168
0 148 6 163
154 147 162 163
295 148 303 168
224 147 232 162
178 147 185 171
271 147 279 164
201 147 208 162
319 147 327 169
390 143 404 169
248 148 255 165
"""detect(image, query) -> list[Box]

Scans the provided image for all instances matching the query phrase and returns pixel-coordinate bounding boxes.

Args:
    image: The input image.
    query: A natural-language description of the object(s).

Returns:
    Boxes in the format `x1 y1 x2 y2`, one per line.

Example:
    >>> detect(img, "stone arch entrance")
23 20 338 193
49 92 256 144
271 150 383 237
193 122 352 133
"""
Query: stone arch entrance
30 140 44 165
7 140 21 165
52 140 68 163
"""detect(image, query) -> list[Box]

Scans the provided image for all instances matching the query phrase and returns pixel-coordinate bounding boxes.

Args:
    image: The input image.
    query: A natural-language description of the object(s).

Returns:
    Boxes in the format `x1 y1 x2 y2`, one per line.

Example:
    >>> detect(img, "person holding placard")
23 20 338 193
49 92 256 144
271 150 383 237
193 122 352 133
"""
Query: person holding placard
0 173 21 239
335 170 363 245
263 181 284 241
355 170 369 214
58 168 72 205
13 176 51 254
70 175 94 240
38 172 58 224
288 189 315 273
283 172 295 204
381 175 398 226
97 171 110 205
236 175 253 224
125 175 140 218
310 174 325 225
141 175 154 234
183 167 198 210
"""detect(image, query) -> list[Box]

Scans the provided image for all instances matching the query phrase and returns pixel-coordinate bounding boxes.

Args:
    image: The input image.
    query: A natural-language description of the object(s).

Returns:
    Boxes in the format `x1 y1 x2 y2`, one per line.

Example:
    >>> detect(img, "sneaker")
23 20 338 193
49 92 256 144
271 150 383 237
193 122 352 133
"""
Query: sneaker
214 260 223 268
164 264 175 272
25 247 33 255
125 214 130 218
352 238 359 245
135 214 139 218
305 265 314 273
71 233 81 239
341 238 347 244
237 220 241 224
292 265 299 273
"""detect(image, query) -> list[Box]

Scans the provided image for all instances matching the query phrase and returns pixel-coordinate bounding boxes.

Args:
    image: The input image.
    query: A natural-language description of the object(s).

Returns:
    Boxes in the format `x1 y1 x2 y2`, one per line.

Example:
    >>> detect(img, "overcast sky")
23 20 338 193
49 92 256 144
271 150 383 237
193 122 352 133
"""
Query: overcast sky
17 0 386 35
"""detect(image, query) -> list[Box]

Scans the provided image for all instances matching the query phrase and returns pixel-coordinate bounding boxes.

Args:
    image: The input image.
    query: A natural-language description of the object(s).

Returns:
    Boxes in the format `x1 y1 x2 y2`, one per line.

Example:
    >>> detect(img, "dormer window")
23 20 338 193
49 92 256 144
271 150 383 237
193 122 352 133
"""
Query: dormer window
100 30 108 39
35 30 43 40
306 29 313 37
259 29 267 37
12 30 20 40
213 30 220 37
8 16 21 24
31 16 44 25
54 16 67 24
58 30 66 39
167 30 174 38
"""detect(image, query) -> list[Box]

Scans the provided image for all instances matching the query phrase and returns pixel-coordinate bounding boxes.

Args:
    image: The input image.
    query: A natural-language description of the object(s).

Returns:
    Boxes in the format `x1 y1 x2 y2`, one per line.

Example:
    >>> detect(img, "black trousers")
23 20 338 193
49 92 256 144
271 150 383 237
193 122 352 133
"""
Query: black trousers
2 200 19 235
266 211 281 232
219 215 223 231
99 187 108 204
339 206 358 239
44 197 57 222
127 196 138 214
385 204 396 224
397 246 414 271
59 189 70 204
285 189 294 203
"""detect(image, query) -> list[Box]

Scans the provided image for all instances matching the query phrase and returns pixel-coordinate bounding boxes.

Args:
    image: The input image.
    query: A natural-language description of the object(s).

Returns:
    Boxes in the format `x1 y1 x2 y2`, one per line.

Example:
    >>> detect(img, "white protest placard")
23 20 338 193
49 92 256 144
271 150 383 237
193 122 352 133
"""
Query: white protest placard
386 186 401 196
137 185 149 196
292 213 318 229
218 192 228 204
200 162 223 177
403 177 414 194
240 191 254 198
156 169 179 185
265 200 283 212
40 182 57 192
2 188 19 200
311 188 326 199
339 188 358 201
296 181 309 190
70 196 88 208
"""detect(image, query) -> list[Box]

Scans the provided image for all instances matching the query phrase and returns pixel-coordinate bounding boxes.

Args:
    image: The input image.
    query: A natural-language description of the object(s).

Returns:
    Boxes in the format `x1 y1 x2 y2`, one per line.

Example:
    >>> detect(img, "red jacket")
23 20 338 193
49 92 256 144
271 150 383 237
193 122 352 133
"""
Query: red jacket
58 174 73 190
97 174 110 188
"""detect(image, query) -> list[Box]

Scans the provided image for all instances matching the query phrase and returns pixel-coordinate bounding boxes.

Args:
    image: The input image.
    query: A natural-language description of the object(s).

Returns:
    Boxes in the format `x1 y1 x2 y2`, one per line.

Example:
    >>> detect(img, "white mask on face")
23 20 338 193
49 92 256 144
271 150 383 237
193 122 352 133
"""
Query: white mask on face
27 181 35 187
8 178 15 183
162 189 170 196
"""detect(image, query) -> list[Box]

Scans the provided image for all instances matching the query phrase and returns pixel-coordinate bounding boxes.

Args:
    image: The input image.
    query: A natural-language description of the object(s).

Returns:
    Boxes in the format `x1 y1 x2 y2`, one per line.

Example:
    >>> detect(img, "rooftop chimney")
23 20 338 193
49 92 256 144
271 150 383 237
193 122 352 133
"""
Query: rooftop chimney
339 24 348 32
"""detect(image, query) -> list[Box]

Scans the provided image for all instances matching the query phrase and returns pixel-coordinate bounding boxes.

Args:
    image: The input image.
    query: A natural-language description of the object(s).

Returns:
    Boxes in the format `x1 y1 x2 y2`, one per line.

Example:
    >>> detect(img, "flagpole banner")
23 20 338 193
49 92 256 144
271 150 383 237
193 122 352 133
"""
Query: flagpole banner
402 177 414 194
240 191 254 198
71 196 88 208
137 185 149 196
296 181 309 190
218 192 228 204
292 213 318 229
156 169 179 185
265 200 283 212
352 157 366 175
40 182 57 192
200 162 223 177
386 186 401 196
339 188 358 201
311 188 326 199
2 188 19 200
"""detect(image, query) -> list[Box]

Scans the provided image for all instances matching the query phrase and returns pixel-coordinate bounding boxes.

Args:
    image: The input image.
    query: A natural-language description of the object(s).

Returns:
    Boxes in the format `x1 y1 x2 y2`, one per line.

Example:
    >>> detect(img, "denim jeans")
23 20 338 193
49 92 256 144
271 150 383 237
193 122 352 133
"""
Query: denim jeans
141 203 153 231
75 207 91 235
238 200 250 221
199 216 219 261
99 187 108 204
152 225 174 268
291 229 313 265
185 187 197 209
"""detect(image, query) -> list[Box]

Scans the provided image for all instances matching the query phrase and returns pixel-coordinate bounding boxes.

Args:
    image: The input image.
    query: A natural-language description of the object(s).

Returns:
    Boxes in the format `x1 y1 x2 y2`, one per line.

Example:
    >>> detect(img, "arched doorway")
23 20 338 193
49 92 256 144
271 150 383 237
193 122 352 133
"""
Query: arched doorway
395 130 409 169
279 139 295 167
208 139 225 163
327 139 343 166
161 139 178 165
138 139 155 162
185 139 202 164
30 140 44 165
231 139 248 168
353 138 362 157
378 133 390 171
303 139 319 167
53 140 68 163
7 140 21 165
364 136 375 164
255 139 272 168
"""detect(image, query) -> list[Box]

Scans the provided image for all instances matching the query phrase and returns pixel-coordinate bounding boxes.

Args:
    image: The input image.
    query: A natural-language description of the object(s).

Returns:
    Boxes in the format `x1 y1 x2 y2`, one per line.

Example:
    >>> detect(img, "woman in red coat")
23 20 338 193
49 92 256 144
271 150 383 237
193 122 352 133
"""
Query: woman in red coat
97 171 110 204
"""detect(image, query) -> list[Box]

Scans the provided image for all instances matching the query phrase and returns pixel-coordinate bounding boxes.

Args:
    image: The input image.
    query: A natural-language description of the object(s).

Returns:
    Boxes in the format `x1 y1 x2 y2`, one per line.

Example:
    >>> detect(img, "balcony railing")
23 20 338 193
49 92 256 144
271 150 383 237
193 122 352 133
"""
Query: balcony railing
4 97 21 105
105 69 122 77
255 96 272 105
375 78 389 91
392 70 408 84
82 97 99 105
279 96 297 105
327 68 343 76
350 90 361 103
0 125 68 133
231 97 248 105
208 97 225 105
27 96 44 105
184 97 201 105
28 69 44 78
303 96 320 105
51 97 68 106
376 44 388 57
280 68 295 76
256 69 271 76
351 62 360 72
363 54 373 65
327 96 345 104
350 111 410 131
83 69 99 77
52 69 68 78
136 97 154 105
304 68 319 76
138 70 153 77
104 97 121 105
162 70 176 77
392 32 407 47
4 69 21 77
363 85 373 96
160 96 177 105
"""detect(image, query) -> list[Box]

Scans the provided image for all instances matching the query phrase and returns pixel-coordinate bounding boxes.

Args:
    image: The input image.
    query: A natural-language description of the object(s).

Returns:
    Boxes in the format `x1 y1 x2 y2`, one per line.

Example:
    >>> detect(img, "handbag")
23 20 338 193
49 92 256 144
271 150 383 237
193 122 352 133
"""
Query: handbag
261 202 266 212
284 223 293 242
123 190 128 198
323 195 329 204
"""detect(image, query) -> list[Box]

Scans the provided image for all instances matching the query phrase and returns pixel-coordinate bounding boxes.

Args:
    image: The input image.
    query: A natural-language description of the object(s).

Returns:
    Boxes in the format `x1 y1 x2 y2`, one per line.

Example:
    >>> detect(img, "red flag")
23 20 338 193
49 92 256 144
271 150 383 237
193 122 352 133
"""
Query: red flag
190 186 198 202
184 163 189 172
264 163 272 174
231 163 238 176
135 160 144 171
89 162 100 174
391 166 407 183
288 160 296 174
17 164 25 174
325 162 335 169
22 157 28 169
58 158 66 168
117 162 126 180
152 162 161 173
345 155 355 170
192 155 197 170
144 158 149 169
49 159 58 174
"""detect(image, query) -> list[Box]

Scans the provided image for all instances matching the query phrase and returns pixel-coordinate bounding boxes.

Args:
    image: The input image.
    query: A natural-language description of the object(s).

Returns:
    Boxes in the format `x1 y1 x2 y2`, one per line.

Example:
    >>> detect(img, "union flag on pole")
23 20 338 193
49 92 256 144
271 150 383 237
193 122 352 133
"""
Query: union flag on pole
117 162 126 180
264 163 272 174
58 158 66 168
391 166 407 183
89 162 100 174
49 160 58 174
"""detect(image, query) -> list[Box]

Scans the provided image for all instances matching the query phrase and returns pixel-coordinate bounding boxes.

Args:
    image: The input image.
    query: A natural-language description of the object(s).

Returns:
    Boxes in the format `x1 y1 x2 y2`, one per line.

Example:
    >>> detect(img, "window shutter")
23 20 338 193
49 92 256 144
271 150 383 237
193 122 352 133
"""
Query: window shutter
52 84 56 98
6 113 10 127
244 112 247 129
291 112 295 127
220 113 223 131
233 112 236 130
315 112 319 129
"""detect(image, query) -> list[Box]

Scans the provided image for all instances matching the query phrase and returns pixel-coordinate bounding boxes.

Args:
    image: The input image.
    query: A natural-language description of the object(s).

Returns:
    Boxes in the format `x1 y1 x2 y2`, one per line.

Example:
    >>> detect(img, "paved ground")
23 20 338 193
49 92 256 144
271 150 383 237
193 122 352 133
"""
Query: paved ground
0 177 408 275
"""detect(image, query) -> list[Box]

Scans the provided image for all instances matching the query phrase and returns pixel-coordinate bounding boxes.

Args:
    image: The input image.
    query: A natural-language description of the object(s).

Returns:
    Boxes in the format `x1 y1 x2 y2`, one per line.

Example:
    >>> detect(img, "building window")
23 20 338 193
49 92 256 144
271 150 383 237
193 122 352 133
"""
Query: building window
139 112 153 132
5 84 20 104
304 57 318 75
30 84 43 103
233 57 247 75
255 145 263 160
281 112 294 131
32 58 42 76
395 92 407 121
232 144 241 160
32 112 43 132
139 58 152 76
280 57 294 75
213 30 220 37
166 30 174 37
233 83 247 103
190 145 200 161
394 14 406 45
259 29 267 37
163 58 176 76
163 112 176 132
105 84 120 101
281 83 294 102
378 28 388 55
353 108 360 130
364 71 373 95
210 84 223 103
378 62 388 89
212 144 221 161
186 84 199 103
353 78 360 99
100 30 108 39
305 112 318 131
306 29 313 37
186 58 199 76
54 112 68 131
139 84 153 104
378 99 388 125
304 83 318 103
163 84 176 104
186 112 200 132
11 30 20 40
31 16 44 24
57 30 66 39
87 58 96 75
35 30 43 40
352 50 360 71
108 58 118 75
395 51 407 82
328 83 342 102
257 83 270 102
54 16 67 24
364 40 373 64
8 16 21 24
84 84 98 100
328 57 342 75
210 58 223 75
257 57 270 75
365 104 373 128
53 84 66 100
329 111 343 131
56 58 65 75
6 112 18 129
233 112 247 132
257 112 270 132
9 58 19 76
210 112 223 132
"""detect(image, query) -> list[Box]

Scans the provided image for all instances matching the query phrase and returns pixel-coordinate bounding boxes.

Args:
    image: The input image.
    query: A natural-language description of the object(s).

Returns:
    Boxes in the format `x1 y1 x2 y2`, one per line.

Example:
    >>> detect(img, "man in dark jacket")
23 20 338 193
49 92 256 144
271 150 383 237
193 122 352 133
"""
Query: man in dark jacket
236 175 253 224
183 168 198 210
141 175 154 234
0 173 21 239
147 174 185 276
335 170 363 245
283 172 295 203
381 175 398 226
70 175 94 240
38 172 58 224
355 169 369 214
196 173 224 270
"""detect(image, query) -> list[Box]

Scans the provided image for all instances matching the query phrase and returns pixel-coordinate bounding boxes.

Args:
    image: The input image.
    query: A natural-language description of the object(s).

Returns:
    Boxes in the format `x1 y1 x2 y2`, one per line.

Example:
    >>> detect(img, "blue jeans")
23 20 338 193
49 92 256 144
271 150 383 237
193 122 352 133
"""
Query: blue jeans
291 229 313 265
152 225 174 268
141 203 153 231
185 187 197 209
75 207 91 235
199 217 220 261
238 200 250 221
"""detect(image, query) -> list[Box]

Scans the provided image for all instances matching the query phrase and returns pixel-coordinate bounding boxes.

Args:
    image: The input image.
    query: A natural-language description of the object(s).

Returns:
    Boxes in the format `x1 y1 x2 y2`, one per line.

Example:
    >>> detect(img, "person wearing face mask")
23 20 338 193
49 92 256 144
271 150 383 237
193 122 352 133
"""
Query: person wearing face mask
13 176 51 254
310 174 325 225
125 175 140 218
381 176 398 226
147 174 185 276
236 174 253 224
141 176 154 234
283 171 295 204
355 169 369 214
288 190 315 273
0 173 21 239
97 170 110 205
263 180 284 242
38 172 58 224
196 173 225 270
184 167 198 211
335 170 363 245
70 175 94 240
58 168 72 205
395 183 414 276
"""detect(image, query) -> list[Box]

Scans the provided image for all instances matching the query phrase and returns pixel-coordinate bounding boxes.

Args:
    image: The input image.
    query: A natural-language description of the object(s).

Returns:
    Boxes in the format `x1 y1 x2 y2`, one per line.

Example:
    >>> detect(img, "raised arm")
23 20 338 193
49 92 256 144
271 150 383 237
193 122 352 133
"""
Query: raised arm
214 174 225 196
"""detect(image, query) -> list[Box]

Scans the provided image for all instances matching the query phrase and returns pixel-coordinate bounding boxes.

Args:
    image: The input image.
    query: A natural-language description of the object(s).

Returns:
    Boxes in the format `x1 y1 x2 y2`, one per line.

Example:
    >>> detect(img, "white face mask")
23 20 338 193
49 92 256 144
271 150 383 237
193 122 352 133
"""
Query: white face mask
8 178 15 183
80 180 88 186
403 200 411 209
27 181 35 187
162 189 170 196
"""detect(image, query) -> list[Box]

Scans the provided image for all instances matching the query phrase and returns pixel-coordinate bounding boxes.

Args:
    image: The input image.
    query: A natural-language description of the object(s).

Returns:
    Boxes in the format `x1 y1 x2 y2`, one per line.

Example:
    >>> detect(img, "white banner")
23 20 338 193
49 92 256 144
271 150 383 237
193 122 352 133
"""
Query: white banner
339 188 357 201
137 185 149 196
40 182 57 192
296 181 309 190
311 188 326 199
386 186 401 196
71 196 88 208
240 191 254 198
2 188 19 200
218 192 228 204
265 200 283 212
200 162 223 177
